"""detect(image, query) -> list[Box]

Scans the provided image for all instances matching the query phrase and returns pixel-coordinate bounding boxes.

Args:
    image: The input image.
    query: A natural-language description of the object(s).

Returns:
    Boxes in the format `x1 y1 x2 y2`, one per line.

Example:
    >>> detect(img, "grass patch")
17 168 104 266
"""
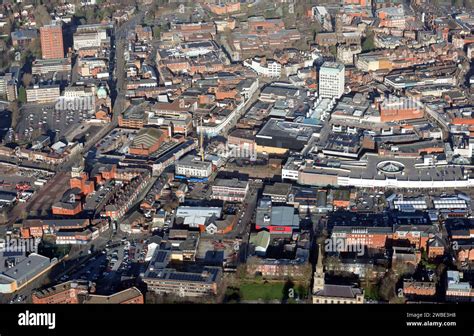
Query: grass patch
239 281 286 301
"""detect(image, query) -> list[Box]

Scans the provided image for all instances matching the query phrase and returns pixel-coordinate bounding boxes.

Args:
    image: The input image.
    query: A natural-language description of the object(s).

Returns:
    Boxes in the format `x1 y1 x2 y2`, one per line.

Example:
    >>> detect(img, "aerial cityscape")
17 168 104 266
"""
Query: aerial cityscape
1 0 474 312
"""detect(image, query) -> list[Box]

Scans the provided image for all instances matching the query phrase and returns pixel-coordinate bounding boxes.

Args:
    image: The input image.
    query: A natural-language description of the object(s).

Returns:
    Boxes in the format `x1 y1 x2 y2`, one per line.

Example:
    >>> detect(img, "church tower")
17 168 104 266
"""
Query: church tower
313 243 325 293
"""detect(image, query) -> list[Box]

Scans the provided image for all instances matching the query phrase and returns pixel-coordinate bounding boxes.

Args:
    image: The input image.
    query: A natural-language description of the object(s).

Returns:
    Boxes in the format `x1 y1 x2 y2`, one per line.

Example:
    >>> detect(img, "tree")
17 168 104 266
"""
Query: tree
0 39 7 52
362 30 376 52
8 101 20 129
85 8 97 24
393 261 416 276
27 38 41 58
22 73 33 88
0 50 13 71
235 264 247 280
297 284 307 299
434 263 446 284
18 86 26 104
363 283 380 301
35 5 52 27
161 196 179 213
153 26 162 40
378 270 398 301
324 255 341 270
224 287 241 303
2 15 15 39
316 228 329 245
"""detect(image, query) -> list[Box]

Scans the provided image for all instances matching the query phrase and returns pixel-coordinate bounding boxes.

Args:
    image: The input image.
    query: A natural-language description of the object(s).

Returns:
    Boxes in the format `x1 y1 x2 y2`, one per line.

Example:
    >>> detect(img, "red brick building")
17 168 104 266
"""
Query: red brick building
51 201 82 216
32 281 144 304
70 172 95 195
92 164 117 184
392 225 437 250
380 105 424 122
20 221 47 238
332 226 393 249
403 280 436 297
40 24 64 59
32 281 90 304
128 128 167 156
427 236 445 259
457 247 474 262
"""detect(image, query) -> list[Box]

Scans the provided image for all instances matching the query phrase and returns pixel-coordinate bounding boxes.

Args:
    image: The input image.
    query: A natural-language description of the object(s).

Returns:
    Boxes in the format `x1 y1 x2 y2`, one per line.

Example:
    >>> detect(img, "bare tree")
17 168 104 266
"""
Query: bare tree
9 101 20 129
378 270 398 301
35 5 52 27
22 73 33 88
324 255 341 271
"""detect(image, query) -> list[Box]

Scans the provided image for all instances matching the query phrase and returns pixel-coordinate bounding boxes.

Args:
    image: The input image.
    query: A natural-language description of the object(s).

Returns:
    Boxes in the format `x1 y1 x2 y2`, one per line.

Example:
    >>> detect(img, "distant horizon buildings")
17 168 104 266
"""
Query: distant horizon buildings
40 23 64 60
319 61 345 99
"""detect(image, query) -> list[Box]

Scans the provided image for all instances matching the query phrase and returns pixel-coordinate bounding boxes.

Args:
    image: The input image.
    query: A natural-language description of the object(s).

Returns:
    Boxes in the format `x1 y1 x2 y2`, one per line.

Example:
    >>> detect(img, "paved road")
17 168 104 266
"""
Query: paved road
1 9 152 300
60 8 149 173
231 184 260 263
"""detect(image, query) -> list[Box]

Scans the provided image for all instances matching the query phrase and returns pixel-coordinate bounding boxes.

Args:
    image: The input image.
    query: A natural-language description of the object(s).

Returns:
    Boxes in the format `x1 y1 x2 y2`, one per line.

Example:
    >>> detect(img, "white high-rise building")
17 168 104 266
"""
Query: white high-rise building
319 61 345 99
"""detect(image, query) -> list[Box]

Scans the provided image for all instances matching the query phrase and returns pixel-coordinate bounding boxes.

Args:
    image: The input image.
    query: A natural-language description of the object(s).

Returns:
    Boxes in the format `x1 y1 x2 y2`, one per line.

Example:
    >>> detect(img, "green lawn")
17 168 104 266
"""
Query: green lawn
239 281 285 301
